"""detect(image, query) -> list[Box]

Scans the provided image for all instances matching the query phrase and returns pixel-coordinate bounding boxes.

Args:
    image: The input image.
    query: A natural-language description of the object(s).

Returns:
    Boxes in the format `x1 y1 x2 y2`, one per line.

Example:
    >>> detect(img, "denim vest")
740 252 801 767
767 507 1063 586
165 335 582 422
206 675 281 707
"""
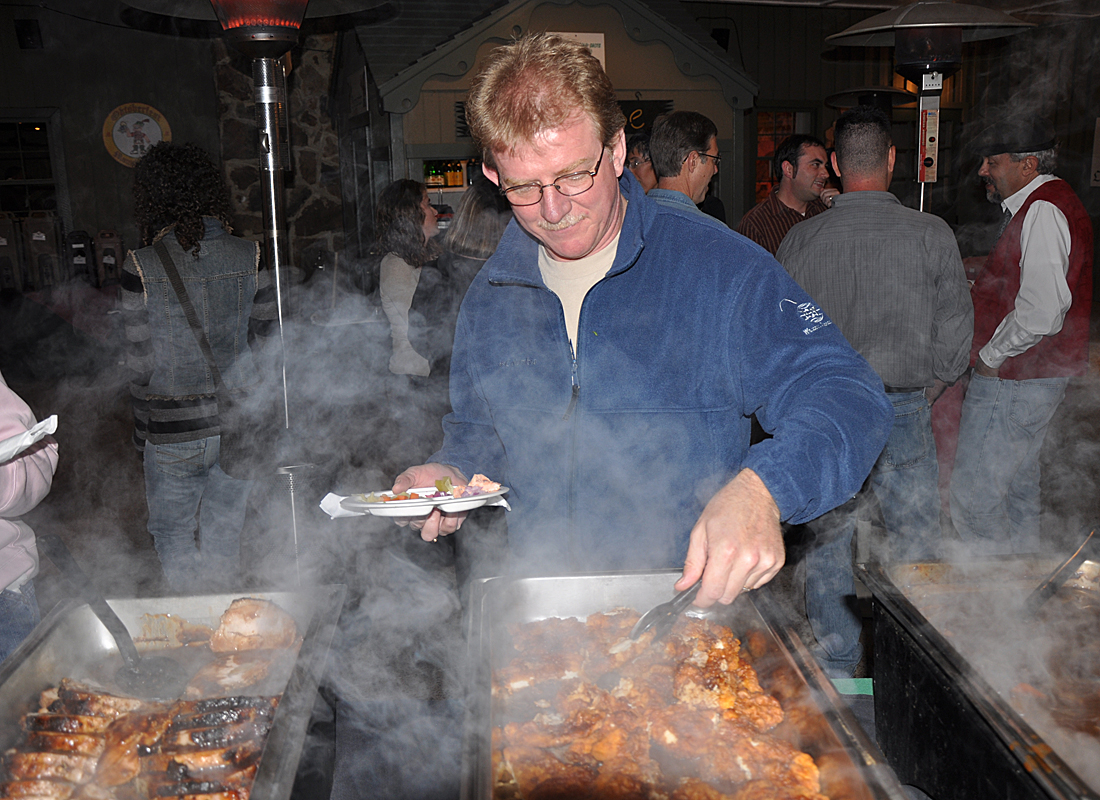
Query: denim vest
132 219 261 398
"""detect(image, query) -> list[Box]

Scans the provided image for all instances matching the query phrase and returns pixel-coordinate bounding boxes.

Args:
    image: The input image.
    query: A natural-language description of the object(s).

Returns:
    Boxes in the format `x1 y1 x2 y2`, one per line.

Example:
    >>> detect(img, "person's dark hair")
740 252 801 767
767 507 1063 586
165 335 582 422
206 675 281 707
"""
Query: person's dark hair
133 142 231 255
649 111 718 179
372 179 439 267
833 105 892 177
443 173 512 260
626 132 650 160
773 134 826 181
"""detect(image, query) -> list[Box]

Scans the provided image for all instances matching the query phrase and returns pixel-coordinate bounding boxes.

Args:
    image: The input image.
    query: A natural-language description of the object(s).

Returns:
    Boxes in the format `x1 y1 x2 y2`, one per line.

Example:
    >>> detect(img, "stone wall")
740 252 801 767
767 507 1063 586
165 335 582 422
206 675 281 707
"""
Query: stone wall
212 33 344 282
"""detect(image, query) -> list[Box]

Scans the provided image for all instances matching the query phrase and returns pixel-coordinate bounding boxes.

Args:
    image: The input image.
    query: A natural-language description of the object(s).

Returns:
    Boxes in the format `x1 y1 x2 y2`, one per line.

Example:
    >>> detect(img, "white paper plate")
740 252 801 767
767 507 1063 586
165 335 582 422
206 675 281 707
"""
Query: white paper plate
339 486 509 517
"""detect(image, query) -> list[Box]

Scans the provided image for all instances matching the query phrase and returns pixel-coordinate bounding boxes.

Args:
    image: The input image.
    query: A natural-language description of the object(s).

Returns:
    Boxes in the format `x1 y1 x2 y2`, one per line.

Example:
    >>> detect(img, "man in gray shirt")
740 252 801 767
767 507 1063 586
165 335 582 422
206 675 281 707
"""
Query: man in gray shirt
776 105 973 677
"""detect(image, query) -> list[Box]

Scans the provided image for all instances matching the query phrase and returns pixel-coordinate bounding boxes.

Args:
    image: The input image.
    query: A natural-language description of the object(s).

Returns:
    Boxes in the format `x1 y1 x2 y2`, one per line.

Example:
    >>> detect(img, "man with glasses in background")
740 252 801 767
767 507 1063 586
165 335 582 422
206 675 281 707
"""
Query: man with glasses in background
626 132 657 193
391 33 892 609
646 110 724 222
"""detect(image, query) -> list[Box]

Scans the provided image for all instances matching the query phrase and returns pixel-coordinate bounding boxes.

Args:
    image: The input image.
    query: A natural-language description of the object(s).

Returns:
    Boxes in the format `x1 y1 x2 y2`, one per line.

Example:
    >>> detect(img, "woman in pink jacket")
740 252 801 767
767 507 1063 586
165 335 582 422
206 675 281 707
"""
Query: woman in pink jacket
0 371 58 662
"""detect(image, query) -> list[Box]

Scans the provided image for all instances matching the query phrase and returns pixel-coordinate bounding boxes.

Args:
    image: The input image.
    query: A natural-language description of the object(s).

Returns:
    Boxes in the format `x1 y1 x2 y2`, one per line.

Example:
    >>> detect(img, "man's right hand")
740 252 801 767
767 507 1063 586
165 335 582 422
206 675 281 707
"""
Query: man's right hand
391 463 469 541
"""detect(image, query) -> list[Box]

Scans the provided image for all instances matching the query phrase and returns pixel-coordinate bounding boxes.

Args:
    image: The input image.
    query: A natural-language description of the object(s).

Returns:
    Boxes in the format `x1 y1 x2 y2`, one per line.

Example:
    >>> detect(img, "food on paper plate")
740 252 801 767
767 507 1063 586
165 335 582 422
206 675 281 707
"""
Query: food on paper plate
357 473 503 504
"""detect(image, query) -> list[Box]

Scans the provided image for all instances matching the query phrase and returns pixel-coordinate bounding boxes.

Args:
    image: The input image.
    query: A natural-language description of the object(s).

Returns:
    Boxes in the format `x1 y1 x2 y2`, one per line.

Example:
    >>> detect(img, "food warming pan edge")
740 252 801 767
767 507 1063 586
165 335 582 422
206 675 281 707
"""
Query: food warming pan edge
0 585 347 800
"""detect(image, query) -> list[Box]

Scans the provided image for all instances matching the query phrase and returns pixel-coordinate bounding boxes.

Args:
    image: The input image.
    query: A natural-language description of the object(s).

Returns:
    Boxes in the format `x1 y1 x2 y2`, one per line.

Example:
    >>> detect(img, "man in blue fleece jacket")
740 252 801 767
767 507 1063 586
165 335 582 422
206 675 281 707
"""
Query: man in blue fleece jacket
392 33 892 608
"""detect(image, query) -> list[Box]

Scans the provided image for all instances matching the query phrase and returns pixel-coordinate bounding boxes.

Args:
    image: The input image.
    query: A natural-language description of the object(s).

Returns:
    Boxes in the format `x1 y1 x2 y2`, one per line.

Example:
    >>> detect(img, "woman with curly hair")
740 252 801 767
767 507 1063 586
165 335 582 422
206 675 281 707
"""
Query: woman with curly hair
120 142 276 592
373 179 439 376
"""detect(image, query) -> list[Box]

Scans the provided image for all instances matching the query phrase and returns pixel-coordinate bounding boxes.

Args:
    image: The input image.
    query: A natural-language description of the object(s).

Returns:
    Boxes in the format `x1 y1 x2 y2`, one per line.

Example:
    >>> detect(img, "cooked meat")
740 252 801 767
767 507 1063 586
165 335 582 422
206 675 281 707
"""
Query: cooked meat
141 764 257 796
167 698 278 718
5 752 99 784
650 705 821 794
208 600 298 653
139 741 264 775
24 716 114 736
493 610 828 800
96 712 174 787
6 687 277 800
166 705 274 735
671 619 784 732
162 722 271 751
494 618 588 698
52 682 147 720
501 746 597 799
0 780 76 799
24 733 106 758
182 652 293 700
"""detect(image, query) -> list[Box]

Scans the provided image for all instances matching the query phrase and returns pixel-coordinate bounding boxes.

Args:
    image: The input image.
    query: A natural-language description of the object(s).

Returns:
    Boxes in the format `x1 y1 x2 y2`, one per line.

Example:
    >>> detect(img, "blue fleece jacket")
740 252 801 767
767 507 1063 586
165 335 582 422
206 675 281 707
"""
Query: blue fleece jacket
432 171 892 574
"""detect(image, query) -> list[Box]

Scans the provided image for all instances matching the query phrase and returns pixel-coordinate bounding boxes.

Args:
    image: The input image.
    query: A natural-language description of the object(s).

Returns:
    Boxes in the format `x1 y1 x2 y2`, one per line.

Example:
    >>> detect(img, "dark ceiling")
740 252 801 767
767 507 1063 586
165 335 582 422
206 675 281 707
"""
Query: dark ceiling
48 0 1100 32
706 0 1097 24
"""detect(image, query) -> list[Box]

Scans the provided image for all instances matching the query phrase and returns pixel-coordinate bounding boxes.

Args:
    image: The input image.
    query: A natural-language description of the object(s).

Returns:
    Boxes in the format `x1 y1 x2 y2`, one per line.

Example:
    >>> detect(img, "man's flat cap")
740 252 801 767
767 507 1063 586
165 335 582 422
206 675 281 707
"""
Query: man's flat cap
973 116 1057 157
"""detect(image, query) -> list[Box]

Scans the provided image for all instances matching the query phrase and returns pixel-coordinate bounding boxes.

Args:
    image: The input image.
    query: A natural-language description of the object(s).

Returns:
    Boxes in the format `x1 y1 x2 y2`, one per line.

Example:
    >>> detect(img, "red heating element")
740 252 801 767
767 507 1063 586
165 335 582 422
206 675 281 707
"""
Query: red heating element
208 0 309 30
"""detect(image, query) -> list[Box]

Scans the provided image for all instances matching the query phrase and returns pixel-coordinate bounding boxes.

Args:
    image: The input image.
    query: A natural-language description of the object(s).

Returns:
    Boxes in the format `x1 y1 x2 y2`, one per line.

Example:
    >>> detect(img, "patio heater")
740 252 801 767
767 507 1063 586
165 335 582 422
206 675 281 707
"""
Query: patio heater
826 2 1032 212
825 86 915 119
208 0 306 431
124 0 381 584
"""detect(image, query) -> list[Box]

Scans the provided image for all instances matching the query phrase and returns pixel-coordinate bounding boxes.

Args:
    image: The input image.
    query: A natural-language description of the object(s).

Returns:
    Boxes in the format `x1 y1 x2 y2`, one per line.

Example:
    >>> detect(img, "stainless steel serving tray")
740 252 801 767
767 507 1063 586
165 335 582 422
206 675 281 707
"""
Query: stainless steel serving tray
858 557 1100 800
461 570 907 800
0 586 346 800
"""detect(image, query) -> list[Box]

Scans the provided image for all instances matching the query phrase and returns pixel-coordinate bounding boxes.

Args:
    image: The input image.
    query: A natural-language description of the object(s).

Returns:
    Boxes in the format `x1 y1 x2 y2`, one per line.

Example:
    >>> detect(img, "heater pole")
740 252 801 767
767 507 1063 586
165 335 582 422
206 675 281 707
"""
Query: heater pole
916 71 943 214
252 56 292 429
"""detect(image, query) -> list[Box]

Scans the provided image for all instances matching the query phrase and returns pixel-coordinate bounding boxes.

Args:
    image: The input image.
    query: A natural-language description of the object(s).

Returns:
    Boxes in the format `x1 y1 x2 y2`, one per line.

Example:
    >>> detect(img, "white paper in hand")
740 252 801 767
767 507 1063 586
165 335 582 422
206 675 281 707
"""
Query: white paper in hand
0 415 58 464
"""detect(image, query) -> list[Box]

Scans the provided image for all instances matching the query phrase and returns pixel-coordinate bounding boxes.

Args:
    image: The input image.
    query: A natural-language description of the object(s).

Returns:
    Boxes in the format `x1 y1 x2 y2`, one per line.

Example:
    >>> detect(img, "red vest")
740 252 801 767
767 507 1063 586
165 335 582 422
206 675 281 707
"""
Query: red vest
970 179 1093 380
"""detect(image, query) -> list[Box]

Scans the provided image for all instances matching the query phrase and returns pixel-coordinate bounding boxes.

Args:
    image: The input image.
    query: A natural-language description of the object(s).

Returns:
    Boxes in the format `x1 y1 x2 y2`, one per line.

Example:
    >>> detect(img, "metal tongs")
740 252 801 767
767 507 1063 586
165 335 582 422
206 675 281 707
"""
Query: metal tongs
1022 527 1098 618
630 580 701 642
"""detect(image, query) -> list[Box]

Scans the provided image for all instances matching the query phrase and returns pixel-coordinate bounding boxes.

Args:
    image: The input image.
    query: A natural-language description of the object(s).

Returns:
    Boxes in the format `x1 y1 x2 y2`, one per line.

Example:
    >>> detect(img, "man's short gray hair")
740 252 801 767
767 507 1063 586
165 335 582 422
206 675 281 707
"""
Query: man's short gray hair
1010 148 1057 174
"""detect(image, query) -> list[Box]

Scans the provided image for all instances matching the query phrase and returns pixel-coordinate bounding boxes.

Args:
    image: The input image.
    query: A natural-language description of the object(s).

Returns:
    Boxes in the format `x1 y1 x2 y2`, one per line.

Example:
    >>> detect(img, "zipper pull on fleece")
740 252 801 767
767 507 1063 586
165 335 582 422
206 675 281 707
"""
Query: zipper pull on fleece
563 383 580 420
563 346 579 420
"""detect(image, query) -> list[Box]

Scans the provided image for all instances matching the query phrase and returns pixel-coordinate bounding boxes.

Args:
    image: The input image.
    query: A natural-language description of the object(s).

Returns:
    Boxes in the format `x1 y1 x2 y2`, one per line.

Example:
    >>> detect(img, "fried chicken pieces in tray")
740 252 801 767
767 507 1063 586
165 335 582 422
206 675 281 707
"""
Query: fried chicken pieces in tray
491 609 828 800
0 599 298 800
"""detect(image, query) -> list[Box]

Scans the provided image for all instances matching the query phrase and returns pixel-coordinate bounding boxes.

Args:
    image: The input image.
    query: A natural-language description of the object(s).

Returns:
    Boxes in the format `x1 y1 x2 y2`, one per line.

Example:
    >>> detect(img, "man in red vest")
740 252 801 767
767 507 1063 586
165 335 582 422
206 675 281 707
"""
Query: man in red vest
950 116 1093 554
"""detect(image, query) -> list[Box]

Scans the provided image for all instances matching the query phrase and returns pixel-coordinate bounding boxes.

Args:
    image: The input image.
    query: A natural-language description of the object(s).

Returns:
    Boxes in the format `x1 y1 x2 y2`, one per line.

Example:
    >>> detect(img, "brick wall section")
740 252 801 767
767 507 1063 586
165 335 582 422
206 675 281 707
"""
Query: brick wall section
212 33 344 280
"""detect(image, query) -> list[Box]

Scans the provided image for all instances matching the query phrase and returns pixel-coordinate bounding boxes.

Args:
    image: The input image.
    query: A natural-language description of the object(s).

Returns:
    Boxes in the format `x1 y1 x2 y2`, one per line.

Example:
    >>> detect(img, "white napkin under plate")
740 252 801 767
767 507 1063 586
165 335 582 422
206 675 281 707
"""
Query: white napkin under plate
0 415 58 464
320 491 510 519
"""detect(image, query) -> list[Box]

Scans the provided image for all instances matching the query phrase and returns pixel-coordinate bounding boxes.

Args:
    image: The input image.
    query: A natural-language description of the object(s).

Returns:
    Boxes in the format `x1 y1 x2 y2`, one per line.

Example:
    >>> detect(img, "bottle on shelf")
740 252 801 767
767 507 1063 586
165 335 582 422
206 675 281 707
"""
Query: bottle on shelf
424 161 445 188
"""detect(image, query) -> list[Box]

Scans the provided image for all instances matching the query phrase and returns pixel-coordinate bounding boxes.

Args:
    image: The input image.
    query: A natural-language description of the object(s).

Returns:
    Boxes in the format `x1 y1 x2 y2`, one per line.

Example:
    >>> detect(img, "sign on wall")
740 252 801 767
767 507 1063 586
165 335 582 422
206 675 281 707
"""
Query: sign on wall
549 32 605 70
102 103 172 168
618 100 674 134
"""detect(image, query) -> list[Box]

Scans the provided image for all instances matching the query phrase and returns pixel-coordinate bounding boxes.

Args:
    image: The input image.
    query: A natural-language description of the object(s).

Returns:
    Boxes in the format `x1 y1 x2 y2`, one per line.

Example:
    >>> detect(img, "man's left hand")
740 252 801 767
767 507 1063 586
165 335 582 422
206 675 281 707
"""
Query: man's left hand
675 469 784 608
973 357 999 378
820 187 840 208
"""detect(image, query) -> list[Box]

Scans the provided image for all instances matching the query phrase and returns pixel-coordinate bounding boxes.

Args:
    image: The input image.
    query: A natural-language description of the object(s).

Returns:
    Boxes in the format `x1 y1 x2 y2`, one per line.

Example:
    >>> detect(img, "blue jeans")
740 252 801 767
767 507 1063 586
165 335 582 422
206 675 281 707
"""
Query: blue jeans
0 580 40 663
949 374 1067 555
144 436 253 593
806 390 940 677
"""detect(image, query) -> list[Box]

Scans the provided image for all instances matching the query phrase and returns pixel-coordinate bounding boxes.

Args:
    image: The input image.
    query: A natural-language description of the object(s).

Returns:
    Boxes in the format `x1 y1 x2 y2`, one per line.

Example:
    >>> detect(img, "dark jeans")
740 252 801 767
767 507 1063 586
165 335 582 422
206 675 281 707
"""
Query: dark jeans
144 436 253 592
0 580 39 663
806 391 941 676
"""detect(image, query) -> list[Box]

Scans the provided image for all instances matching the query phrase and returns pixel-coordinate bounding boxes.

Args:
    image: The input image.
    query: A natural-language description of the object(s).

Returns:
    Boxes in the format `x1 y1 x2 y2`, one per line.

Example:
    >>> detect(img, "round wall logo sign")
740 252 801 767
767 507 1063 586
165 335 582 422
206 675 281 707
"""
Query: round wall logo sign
102 103 172 167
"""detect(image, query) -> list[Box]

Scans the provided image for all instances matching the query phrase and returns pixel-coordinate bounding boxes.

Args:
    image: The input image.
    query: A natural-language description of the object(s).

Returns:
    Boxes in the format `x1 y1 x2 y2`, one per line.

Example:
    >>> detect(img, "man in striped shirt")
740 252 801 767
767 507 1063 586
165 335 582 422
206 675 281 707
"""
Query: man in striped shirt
736 134 838 254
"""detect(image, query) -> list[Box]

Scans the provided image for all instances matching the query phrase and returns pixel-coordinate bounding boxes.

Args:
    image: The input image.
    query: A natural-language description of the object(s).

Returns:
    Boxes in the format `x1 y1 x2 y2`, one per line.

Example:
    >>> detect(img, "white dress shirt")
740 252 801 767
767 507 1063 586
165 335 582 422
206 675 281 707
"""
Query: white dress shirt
979 174 1073 369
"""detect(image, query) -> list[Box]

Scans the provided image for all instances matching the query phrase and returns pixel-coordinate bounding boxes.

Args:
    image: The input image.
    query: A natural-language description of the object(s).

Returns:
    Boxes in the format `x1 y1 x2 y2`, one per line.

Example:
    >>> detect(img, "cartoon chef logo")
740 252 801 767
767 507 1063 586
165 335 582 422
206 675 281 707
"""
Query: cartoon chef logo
779 298 831 335
102 103 171 168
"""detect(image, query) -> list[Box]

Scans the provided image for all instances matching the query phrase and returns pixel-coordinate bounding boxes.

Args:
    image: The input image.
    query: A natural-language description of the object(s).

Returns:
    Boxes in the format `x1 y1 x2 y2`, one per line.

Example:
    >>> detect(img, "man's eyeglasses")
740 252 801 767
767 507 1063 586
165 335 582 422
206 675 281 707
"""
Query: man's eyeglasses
500 148 606 207
627 156 650 170
696 151 721 166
